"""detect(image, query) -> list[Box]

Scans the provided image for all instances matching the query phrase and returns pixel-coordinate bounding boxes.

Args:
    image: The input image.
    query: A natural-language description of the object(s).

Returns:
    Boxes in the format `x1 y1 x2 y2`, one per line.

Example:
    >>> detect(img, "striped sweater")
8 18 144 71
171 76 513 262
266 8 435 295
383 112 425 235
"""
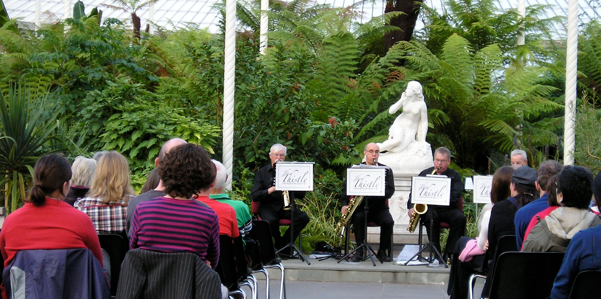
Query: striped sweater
130 196 220 268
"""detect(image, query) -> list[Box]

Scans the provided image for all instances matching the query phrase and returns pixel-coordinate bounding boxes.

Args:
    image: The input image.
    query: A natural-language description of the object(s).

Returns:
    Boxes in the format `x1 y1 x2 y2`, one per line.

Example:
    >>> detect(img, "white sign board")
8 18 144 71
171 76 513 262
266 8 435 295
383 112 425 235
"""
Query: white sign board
275 162 314 191
411 176 451 206
473 176 494 204
346 168 386 196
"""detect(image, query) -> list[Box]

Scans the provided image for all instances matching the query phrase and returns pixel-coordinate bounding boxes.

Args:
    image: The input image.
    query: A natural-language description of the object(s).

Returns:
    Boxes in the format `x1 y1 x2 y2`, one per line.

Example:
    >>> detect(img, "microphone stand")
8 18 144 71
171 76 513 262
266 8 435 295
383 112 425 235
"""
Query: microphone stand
337 197 383 266
276 193 311 265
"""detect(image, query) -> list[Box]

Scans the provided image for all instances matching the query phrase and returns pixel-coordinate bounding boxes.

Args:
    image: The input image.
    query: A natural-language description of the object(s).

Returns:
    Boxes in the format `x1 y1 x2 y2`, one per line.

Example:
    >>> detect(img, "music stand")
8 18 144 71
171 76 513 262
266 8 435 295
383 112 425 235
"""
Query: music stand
275 195 310 265
403 217 447 267
337 196 383 266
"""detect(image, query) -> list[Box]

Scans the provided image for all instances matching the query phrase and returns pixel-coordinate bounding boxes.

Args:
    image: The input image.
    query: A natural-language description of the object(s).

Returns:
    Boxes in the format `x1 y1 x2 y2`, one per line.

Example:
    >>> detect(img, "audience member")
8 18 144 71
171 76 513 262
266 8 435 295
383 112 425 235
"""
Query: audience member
550 224 601 298
129 143 220 268
521 175 560 250
482 165 537 298
592 171 601 215
93 150 108 162
211 160 252 238
75 151 135 234
447 166 514 299
195 169 240 238
64 156 96 206
510 149 528 169
0 154 103 268
514 160 563 249
140 168 160 194
522 166 601 252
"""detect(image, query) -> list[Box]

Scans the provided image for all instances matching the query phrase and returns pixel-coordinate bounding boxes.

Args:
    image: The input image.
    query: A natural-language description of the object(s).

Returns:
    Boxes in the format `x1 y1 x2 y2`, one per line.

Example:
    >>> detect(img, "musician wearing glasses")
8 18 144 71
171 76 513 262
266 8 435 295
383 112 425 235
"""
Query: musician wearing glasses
341 143 395 262
251 143 310 253
407 147 465 264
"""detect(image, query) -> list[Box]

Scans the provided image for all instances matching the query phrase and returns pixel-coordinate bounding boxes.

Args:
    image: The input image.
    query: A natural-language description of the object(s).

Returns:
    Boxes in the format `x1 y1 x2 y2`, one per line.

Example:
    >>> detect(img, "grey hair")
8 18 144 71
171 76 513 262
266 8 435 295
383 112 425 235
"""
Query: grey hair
511 149 528 161
270 143 287 155
212 159 227 191
434 147 451 160
71 156 97 187
92 151 107 162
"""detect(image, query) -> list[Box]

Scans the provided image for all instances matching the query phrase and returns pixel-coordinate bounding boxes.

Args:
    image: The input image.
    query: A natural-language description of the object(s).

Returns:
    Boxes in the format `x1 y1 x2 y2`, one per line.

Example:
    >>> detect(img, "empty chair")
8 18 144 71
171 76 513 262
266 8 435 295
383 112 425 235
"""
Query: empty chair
117 249 221 299
488 251 565 299
468 234 518 299
568 270 601 299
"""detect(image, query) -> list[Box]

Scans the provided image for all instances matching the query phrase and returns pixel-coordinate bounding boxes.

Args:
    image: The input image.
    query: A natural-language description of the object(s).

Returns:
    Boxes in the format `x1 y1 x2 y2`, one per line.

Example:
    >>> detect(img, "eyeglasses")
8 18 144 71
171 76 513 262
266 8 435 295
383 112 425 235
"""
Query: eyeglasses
434 159 449 163
366 150 379 154
271 153 286 157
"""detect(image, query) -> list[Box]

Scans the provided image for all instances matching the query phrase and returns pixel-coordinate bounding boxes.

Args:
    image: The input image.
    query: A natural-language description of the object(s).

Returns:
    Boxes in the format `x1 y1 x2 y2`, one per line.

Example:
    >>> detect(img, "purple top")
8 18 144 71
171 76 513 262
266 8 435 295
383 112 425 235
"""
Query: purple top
130 196 220 268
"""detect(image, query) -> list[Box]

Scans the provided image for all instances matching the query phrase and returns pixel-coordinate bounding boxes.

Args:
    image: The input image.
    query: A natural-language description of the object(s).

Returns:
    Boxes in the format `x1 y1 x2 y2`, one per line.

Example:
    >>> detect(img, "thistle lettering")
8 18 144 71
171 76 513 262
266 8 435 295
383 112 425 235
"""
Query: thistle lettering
353 175 381 189
418 184 445 197
282 169 309 184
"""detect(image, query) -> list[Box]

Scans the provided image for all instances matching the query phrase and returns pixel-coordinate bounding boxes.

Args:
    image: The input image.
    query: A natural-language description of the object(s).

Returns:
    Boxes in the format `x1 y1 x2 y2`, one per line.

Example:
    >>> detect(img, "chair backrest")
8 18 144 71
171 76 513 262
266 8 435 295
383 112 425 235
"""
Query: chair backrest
215 235 240 291
489 252 565 299
3 248 110 299
252 220 279 265
568 270 601 299
232 236 251 281
251 200 260 215
98 233 129 295
117 249 221 299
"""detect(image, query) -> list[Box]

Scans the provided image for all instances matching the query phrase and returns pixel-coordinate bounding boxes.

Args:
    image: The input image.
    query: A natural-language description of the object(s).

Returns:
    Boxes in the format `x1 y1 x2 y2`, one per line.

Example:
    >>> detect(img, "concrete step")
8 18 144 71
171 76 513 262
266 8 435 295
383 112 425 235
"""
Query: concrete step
260 256 450 285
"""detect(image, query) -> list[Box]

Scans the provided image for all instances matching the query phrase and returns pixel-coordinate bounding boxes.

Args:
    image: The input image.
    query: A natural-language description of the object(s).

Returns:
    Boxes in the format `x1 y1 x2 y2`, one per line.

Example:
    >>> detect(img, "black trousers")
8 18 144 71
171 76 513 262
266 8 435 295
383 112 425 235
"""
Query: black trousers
352 207 394 254
423 207 466 256
447 236 485 299
259 204 310 249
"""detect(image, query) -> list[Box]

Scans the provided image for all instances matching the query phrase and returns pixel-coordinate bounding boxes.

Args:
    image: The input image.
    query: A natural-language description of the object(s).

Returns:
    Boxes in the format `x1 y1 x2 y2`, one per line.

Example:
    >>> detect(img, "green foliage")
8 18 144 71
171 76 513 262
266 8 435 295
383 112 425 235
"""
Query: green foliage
0 85 61 212
575 98 601 171
579 21 601 104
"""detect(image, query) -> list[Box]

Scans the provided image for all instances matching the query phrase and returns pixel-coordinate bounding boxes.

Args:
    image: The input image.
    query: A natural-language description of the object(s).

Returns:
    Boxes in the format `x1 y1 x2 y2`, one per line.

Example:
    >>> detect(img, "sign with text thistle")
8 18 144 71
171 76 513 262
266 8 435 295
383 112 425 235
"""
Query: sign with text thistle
411 176 451 206
346 167 386 196
275 162 314 191
473 176 494 204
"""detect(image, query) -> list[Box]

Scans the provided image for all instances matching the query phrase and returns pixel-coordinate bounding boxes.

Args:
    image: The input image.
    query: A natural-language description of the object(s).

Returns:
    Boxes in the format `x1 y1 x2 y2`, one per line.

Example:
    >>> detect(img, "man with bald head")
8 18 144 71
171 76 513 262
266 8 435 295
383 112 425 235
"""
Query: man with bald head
341 143 395 262
126 138 192 236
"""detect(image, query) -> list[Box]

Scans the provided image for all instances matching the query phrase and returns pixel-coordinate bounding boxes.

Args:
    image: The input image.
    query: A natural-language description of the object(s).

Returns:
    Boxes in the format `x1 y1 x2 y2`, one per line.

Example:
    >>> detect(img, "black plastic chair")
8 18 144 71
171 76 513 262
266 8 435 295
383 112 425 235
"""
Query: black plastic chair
568 270 601 299
468 234 518 299
253 220 286 299
488 251 565 299
98 232 129 296
216 235 246 298
233 235 257 299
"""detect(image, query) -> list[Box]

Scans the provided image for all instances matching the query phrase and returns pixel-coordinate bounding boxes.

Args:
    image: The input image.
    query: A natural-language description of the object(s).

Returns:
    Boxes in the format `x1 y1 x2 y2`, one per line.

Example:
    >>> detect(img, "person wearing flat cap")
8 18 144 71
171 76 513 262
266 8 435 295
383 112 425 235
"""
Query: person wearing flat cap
481 166 539 298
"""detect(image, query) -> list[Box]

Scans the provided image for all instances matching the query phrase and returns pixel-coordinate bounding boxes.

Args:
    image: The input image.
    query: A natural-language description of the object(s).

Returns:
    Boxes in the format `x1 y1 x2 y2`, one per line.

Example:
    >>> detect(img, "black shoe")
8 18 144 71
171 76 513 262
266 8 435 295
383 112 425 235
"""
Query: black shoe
351 254 363 262
377 251 393 262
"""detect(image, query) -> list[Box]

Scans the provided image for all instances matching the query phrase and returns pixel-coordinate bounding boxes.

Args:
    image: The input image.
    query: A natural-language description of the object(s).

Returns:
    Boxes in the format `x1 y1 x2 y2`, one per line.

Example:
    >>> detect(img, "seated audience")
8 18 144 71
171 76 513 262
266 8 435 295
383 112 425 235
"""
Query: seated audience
0 154 103 268
129 143 220 268
482 165 537 298
195 174 239 238
514 160 563 249
447 166 514 299
523 166 601 252
140 168 160 194
521 175 560 250
75 151 135 234
210 160 252 238
65 156 97 206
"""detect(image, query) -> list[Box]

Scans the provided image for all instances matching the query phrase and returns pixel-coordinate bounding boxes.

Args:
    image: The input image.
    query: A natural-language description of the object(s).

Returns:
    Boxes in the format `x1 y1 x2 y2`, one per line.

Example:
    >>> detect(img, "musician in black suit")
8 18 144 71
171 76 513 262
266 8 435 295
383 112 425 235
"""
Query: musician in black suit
341 143 395 262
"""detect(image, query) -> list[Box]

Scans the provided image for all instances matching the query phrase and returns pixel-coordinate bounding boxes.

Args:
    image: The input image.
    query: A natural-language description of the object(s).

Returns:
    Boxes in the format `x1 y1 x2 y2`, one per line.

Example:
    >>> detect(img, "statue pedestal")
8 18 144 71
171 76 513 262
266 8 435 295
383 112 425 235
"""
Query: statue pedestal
367 141 433 246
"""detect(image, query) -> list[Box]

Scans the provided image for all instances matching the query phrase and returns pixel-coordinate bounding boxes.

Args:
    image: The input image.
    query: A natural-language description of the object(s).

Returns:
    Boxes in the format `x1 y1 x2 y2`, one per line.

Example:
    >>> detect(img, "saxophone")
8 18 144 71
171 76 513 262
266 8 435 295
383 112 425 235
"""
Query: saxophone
335 195 364 237
407 167 437 233
274 160 292 211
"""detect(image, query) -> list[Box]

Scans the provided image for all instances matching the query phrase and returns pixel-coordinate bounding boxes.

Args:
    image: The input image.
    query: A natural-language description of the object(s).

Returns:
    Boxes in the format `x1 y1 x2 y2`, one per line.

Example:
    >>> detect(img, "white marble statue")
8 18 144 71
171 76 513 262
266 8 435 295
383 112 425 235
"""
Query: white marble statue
377 81 428 153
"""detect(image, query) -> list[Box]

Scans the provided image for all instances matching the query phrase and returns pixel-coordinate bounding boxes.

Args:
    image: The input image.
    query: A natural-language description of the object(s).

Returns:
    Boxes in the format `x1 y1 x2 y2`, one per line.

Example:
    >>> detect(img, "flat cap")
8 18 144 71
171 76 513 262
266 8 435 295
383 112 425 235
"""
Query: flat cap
512 166 537 188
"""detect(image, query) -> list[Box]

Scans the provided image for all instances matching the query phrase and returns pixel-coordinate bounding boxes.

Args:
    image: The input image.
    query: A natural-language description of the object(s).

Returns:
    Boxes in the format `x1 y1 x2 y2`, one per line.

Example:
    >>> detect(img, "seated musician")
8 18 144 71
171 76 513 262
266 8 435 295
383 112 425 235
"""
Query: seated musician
250 143 310 253
407 147 466 264
341 143 395 262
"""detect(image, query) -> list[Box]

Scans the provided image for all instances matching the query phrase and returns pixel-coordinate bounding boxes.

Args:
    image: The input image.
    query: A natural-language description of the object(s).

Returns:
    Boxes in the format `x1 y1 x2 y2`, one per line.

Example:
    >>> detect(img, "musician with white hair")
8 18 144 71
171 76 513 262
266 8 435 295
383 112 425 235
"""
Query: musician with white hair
340 143 395 262
251 144 310 254
510 149 528 169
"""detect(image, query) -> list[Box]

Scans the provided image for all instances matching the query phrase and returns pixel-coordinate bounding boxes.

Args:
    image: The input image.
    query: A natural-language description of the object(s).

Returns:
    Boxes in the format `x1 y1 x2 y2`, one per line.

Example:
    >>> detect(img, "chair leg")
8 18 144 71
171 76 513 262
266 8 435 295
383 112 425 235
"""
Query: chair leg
252 268 269 299
276 263 285 299
468 274 487 299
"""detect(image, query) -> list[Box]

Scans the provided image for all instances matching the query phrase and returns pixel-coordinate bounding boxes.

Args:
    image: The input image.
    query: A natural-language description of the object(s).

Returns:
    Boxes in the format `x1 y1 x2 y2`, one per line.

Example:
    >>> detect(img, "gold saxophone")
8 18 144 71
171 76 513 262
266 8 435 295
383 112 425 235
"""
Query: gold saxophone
407 167 437 233
274 160 292 211
335 195 364 238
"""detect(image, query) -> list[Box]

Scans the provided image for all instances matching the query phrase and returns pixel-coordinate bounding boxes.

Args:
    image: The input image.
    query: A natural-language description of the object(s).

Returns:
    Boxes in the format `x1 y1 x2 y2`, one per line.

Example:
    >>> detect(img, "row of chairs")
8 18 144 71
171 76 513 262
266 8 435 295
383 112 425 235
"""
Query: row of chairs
468 235 599 299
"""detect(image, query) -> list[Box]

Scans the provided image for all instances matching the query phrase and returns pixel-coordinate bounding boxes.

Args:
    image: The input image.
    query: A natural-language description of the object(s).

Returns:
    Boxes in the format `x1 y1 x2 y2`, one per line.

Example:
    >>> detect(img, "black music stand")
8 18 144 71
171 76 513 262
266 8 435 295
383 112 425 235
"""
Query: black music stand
275 194 311 265
404 217 447 267
337 197 383 266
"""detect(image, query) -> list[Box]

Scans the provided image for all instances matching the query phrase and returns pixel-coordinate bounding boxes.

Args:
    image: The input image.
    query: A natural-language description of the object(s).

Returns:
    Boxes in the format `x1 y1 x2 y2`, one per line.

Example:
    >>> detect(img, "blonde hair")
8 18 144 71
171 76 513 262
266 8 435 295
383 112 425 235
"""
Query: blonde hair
88 151 135 203
71 156 97 187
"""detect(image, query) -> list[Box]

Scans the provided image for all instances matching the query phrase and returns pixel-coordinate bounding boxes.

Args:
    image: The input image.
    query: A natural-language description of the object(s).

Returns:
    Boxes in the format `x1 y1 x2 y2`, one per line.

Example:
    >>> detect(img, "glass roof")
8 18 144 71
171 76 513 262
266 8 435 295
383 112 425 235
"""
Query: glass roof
4 0 599 34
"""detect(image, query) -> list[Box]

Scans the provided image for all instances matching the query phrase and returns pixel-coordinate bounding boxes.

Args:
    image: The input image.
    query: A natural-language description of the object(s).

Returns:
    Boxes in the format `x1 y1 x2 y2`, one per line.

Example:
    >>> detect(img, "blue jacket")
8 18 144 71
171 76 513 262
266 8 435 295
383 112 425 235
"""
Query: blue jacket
514 194 549 249
551 225 601 299
2 248 109 299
